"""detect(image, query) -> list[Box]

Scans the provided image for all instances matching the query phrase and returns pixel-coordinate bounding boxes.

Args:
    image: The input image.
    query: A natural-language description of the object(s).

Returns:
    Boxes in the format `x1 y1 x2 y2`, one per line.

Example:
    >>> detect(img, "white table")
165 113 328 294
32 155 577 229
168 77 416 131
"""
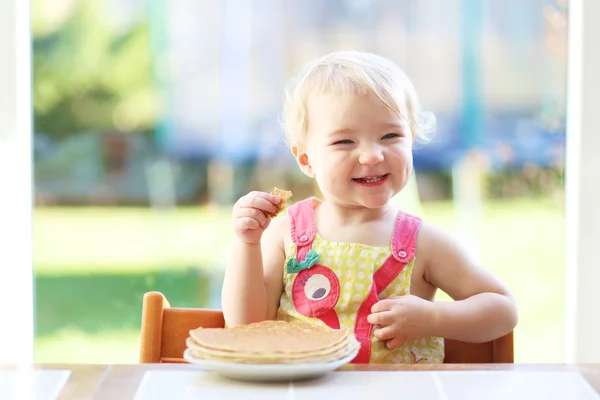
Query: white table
2 363 600 400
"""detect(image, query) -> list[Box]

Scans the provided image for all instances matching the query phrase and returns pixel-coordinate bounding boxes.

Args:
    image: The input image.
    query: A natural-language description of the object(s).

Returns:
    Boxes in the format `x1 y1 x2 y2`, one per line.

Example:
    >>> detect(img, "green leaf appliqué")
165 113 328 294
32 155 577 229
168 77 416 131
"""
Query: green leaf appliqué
286 249 320 274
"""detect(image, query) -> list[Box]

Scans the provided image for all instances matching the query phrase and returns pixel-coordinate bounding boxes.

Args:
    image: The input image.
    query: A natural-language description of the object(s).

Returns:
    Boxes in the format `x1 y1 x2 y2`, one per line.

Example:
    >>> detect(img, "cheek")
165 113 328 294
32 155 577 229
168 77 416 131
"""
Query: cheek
403 154 414 174
393 145 413 163
388 148 413 177
325 154 354 176
313 150 340 170
314 155 350 187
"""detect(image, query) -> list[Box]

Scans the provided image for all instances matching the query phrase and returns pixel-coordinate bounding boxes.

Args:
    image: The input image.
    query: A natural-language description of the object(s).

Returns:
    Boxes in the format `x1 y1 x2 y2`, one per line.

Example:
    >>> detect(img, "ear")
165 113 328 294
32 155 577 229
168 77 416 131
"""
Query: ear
291 145 315 178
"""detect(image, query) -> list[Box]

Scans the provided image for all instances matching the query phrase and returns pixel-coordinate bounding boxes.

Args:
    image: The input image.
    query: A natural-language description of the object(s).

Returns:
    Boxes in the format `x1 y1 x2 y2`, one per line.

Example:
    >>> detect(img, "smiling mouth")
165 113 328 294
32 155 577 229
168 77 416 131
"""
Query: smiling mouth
352 174 388 183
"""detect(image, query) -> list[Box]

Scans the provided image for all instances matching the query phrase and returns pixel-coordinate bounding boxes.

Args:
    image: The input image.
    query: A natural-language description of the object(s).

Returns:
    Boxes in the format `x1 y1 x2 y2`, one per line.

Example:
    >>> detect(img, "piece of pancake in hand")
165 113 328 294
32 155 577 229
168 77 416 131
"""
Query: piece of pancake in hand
264 187 292 219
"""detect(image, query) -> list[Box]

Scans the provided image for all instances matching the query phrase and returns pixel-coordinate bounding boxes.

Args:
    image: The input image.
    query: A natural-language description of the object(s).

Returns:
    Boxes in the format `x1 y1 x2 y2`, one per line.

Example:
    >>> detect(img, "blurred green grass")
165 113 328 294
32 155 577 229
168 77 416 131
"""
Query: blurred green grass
33 197 565 364
34 206 232 274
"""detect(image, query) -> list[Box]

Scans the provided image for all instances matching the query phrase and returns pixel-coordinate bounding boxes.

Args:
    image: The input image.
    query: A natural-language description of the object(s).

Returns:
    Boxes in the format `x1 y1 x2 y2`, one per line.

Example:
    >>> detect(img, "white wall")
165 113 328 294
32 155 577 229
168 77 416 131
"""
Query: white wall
564 0 600 364
0 0 34 363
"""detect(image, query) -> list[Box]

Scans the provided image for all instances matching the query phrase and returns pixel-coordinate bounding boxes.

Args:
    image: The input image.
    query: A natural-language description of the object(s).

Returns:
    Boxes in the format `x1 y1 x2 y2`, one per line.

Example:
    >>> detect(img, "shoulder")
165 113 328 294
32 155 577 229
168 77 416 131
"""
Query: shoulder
415 220 481 285
416 220 471 262
267 214 291 235
416 220 448 245
415 220 515 302
263 214 292 253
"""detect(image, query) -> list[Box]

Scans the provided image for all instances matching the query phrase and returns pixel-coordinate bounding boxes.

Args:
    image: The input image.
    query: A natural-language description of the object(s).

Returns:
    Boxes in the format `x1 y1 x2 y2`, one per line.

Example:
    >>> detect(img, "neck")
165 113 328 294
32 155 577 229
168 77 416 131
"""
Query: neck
320 201 395 225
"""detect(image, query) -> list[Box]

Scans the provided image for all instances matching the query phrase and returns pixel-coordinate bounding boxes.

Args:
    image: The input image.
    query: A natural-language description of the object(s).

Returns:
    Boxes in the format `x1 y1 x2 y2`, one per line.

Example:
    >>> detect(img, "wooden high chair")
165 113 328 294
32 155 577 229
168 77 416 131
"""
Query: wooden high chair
139 291 514 364
139 291 225 363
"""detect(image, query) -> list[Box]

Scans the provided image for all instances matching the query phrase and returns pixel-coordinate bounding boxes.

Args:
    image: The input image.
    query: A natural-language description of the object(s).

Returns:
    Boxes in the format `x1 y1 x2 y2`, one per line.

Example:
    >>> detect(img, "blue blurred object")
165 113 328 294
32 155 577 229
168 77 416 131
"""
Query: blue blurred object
459 0 484 151
155 110 565 173
412 112 565 172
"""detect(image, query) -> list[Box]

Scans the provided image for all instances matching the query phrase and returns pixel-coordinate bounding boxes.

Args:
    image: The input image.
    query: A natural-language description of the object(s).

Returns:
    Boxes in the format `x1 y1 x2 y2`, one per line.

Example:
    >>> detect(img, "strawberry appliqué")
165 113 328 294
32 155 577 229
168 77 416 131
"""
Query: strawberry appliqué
288 250 341 329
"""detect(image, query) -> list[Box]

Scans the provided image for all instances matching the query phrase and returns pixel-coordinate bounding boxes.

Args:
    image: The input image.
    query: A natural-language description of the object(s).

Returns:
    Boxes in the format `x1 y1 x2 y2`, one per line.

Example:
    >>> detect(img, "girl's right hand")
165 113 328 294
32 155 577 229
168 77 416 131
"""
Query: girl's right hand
232 191 281 245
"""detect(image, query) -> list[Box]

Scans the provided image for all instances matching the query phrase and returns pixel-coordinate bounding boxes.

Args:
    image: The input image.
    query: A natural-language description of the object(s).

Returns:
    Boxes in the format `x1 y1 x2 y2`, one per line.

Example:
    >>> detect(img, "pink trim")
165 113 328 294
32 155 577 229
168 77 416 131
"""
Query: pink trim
352 255 405 364
351 210 423 364
288 198 341 330
372 255 407 290
352 289 378 363
288 198 317 261
411 351 428 364
391 211 422 263
319 309 341 330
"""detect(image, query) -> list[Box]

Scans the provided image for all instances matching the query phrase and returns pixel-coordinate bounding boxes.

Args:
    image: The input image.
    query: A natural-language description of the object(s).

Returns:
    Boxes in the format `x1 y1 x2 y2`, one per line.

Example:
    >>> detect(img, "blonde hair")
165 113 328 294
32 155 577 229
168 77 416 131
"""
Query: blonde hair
280 50 435 146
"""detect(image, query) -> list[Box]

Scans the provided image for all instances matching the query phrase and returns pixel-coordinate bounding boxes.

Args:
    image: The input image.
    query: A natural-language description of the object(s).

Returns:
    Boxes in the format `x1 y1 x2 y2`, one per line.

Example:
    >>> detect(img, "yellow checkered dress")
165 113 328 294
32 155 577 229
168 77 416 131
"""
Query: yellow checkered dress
276 198 444 364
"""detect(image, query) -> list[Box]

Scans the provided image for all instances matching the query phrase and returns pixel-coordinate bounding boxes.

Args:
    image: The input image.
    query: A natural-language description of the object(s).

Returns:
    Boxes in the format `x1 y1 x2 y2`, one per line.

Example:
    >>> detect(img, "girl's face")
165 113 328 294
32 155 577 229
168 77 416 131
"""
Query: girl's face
293 91 414 210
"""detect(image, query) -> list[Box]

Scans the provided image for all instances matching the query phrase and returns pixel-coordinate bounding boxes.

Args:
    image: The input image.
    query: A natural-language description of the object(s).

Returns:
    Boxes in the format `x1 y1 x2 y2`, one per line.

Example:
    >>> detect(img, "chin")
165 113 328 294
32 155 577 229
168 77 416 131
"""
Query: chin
359 195 393 209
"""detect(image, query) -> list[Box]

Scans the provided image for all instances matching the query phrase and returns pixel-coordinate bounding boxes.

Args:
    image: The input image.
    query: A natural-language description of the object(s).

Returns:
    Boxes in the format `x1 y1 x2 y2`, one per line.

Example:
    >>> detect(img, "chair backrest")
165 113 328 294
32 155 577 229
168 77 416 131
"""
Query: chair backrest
139 291 225 363
444 332 514 363
139 291 513 364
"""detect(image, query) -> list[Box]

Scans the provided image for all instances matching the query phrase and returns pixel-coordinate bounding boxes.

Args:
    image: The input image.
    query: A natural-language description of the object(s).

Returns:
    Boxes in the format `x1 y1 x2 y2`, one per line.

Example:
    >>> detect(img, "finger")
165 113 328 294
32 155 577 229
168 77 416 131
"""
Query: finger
373 325 396 341
386 295 403 300
235 217 261 231
263 192 282 204
249 191 282 205
237 208 268 227
240 195 278 214
367 310 393 325
371 299 396 314
385 336 407 350
261 217 271 229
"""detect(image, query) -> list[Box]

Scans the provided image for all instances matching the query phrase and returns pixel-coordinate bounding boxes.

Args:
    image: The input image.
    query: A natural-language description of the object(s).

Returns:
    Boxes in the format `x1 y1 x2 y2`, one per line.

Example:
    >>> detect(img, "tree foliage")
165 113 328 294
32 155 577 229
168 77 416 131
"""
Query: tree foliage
32 0 156 140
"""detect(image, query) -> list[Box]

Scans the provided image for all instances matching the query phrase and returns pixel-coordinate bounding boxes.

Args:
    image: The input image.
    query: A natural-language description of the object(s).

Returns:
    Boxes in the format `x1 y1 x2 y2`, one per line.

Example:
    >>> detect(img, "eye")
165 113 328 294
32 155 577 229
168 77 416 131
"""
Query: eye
304 274 331 300
382 133 401 140
332 139 353 145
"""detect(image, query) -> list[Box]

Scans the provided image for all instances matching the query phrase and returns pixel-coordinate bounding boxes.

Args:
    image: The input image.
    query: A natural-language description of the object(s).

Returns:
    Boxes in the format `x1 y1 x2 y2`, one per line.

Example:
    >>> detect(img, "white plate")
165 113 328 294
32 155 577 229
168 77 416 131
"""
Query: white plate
183 348 359 382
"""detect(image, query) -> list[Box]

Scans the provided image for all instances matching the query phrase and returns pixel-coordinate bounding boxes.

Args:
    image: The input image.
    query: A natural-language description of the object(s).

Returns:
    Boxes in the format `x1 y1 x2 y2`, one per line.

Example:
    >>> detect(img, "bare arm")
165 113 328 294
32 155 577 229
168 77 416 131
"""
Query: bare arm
419 222 518 343
221 206 286 327
221 240 268 326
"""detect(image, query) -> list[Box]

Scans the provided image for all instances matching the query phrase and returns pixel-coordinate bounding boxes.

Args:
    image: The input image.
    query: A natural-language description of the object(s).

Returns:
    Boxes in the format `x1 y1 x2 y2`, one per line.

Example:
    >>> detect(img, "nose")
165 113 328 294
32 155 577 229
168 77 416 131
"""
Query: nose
358 145 384 165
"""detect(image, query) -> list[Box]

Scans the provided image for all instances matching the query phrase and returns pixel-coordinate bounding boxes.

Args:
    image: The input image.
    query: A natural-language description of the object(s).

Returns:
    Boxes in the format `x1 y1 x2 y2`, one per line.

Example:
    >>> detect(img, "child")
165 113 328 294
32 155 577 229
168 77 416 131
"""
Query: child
222 51 518 364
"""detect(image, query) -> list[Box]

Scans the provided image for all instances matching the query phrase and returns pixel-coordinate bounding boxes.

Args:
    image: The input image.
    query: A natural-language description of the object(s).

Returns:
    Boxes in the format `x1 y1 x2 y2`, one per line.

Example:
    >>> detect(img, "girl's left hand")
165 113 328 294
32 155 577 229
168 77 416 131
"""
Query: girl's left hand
367 295 437 350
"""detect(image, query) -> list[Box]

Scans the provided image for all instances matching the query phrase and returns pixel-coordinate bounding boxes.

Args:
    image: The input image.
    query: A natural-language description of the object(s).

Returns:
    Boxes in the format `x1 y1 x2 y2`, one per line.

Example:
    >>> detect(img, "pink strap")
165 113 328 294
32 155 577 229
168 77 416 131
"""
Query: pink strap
390 211 422 263
352 210 422 364
287 197 317 262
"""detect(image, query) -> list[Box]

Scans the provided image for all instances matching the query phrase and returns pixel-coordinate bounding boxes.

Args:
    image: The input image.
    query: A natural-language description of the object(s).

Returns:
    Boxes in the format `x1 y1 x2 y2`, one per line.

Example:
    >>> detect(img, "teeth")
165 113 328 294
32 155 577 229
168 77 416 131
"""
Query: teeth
358 176 383 183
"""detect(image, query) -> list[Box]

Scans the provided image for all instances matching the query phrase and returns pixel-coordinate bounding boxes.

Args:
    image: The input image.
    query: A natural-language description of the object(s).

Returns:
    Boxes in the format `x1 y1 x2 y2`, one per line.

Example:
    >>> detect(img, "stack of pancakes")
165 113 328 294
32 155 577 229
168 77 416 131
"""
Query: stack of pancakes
186 320 360 364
